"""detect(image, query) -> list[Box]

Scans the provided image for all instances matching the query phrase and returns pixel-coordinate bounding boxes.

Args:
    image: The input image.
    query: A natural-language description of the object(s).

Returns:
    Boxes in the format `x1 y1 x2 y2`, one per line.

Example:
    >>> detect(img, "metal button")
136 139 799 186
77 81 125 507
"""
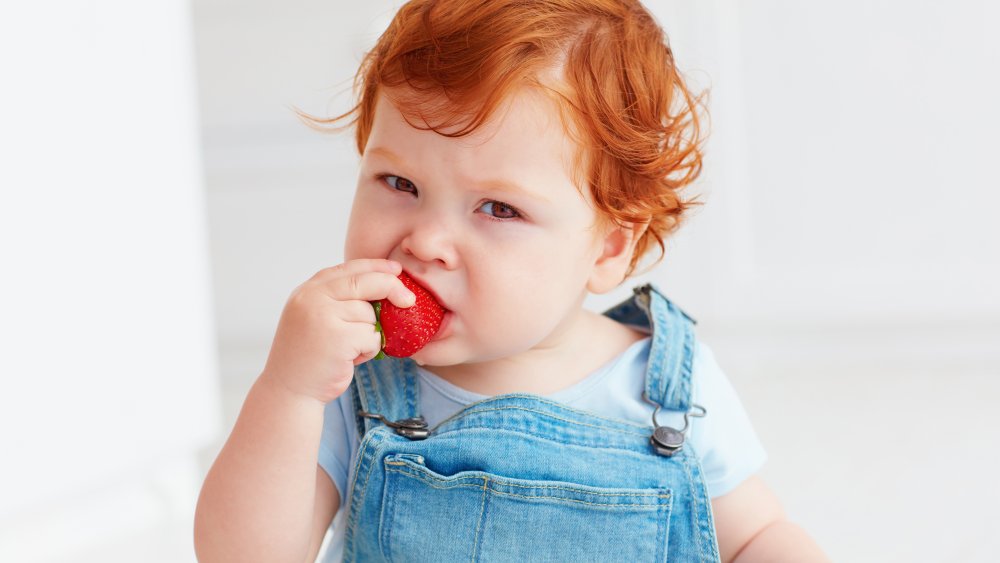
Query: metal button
650 427 684 456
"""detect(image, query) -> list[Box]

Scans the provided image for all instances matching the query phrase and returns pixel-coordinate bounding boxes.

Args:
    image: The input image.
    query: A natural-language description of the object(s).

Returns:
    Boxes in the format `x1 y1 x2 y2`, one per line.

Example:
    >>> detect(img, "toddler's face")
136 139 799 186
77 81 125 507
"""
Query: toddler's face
345 88 613 367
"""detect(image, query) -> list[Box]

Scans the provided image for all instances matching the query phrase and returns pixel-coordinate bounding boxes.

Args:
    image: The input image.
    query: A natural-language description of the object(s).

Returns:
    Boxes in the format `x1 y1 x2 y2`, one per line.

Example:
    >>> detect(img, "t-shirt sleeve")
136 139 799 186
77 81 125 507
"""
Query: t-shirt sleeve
689 340 768 498
317 392 357 502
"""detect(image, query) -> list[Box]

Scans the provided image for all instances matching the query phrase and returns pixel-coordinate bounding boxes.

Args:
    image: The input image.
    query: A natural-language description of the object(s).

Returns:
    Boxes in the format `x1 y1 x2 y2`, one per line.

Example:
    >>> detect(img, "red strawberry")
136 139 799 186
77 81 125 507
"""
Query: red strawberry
373 272 445 358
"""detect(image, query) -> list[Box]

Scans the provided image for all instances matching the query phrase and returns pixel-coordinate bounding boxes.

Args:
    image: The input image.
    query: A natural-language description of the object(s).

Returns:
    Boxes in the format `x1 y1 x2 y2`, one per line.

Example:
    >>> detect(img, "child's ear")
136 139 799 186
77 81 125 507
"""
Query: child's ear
587 220 647 294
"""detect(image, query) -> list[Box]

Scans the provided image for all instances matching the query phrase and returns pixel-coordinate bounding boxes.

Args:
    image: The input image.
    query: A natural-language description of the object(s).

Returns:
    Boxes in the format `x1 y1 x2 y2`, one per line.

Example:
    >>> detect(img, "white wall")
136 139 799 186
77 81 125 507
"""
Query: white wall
0 1 219 561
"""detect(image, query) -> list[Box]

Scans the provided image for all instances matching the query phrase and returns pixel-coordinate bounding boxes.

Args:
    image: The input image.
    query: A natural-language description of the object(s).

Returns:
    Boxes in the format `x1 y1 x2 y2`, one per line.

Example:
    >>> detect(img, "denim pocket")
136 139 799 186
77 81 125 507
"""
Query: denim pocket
380 453 672 562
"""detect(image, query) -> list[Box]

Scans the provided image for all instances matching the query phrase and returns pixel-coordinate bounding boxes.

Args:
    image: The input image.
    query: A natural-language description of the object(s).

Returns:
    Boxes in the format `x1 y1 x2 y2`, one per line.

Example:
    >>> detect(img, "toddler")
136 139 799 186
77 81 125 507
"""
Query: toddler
195 1 828 561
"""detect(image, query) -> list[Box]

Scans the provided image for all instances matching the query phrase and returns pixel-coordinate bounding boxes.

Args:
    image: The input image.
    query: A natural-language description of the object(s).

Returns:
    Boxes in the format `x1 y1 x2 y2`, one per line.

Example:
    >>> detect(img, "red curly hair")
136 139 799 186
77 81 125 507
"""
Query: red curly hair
304 0 707 276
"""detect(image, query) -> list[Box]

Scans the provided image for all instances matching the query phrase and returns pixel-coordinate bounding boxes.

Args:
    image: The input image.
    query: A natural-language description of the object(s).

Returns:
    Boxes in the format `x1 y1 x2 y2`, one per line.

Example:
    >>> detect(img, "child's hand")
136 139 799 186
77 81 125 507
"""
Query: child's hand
259 259 415 404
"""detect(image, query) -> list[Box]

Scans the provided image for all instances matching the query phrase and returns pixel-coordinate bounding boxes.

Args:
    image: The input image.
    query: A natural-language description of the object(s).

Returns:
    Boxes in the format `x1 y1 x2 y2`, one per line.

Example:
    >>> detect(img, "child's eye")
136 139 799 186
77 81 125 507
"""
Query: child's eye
382 174 418 194
477 201 521 220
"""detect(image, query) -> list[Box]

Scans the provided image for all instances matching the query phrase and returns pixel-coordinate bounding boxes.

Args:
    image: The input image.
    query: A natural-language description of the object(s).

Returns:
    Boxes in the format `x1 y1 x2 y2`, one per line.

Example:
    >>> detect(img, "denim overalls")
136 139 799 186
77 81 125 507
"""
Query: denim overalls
342 285 721 562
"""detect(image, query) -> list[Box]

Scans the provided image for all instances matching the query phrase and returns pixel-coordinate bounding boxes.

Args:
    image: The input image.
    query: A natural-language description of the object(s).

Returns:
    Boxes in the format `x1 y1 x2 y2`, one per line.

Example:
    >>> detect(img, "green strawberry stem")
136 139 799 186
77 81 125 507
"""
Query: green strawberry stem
371 301 387 360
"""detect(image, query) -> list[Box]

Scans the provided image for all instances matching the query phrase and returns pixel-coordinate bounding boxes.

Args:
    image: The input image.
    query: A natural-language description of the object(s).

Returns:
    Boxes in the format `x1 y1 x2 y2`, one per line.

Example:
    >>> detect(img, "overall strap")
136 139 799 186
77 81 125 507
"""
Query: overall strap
603 284 698 412
349 356 421 436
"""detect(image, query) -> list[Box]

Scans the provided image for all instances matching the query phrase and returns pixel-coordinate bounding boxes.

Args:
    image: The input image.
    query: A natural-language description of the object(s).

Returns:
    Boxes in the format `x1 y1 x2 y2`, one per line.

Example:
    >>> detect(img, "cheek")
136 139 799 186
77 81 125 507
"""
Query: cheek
517 236 596 281
468 255 567 324
343 216 366 260
343 198 392 260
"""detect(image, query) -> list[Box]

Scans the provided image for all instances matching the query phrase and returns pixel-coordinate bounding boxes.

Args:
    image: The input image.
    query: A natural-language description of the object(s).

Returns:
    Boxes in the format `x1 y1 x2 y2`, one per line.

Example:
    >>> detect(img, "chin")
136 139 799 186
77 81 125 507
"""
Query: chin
407 347 440 367
408 344 464 368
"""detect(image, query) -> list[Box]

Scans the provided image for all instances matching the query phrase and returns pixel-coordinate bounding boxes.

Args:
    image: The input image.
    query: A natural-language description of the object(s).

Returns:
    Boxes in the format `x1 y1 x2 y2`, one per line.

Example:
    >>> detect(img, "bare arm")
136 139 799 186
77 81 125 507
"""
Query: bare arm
712 476 829 563
194 259 414 562
305 467 340 562
194 375 330 562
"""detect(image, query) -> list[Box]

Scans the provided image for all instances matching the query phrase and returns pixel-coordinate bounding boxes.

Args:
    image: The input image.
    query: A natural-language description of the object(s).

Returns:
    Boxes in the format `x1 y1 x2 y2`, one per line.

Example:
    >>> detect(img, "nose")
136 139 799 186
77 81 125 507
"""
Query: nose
400 216 459 270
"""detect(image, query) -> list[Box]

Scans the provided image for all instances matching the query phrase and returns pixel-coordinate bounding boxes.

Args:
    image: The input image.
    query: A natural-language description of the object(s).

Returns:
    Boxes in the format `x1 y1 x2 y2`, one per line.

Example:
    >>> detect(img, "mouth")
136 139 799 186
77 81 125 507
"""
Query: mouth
400 269 451 346
402 270 449 312
430 311 452 342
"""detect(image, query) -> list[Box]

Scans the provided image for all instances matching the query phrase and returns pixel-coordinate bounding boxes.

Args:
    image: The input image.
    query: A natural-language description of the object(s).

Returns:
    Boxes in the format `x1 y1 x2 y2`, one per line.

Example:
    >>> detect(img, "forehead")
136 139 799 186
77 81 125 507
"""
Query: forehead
365 88 586 198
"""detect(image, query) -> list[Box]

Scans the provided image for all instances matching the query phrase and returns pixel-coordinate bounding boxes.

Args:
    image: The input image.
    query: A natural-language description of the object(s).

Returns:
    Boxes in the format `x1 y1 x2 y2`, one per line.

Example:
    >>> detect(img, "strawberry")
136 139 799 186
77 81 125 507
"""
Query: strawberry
373 272 445 358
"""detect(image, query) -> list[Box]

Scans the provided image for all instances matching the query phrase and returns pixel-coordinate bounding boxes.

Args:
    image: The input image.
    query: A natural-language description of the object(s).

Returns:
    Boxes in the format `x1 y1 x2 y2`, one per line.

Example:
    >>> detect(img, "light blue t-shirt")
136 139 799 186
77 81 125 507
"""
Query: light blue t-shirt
319 338 766 538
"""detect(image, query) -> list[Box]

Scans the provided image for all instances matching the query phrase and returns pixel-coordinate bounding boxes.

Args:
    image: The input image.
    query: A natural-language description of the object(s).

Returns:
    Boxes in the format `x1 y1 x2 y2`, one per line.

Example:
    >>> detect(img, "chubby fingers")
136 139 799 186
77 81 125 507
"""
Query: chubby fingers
337 300 379 325
314 260 415 308
345 320 385 365
312 258 402 281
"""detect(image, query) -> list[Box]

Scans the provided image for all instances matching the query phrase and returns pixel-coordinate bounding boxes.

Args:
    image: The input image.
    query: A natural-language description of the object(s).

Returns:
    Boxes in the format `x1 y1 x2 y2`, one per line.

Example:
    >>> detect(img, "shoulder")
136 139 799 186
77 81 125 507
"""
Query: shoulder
689 340 754 422
687 340 768 498
691 340 724 388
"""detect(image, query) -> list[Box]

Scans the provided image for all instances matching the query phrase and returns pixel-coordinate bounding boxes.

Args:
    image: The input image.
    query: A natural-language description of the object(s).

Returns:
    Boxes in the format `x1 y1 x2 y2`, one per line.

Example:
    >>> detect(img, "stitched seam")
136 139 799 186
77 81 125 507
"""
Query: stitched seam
683 453 706 560
358 438 382 494
487 489 667 507
434 423 648 445
424 426 660 456
386 468 489 490
492 396 640 426
656 496 666 562
661 305 679 407
436 406 649 436
678 323 695 409
367 363 383 417
646 295 668 405
385 468 670 505
432 395 653 432
495 482 668 496
387 461 668 496
404 363 418 417
470 476 488 563
352 434 384 525
690 457 720 562
349 382 366 438
378 469 397 561
343 431 383 560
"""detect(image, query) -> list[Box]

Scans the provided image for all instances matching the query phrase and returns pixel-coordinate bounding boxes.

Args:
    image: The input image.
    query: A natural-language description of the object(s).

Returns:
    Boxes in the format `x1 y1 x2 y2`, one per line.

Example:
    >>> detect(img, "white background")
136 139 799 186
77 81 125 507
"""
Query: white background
1 1 998 561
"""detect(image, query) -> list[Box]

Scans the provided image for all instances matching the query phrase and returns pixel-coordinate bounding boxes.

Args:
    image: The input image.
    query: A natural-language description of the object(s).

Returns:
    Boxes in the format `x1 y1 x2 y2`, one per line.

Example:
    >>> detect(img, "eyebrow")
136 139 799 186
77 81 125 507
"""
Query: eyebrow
367 146 408 169
366 145 551 204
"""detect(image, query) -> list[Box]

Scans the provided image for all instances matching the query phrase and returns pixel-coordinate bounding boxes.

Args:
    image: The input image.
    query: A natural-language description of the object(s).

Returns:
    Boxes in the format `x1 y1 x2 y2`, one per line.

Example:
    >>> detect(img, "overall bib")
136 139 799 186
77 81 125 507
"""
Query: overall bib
342 285 721 562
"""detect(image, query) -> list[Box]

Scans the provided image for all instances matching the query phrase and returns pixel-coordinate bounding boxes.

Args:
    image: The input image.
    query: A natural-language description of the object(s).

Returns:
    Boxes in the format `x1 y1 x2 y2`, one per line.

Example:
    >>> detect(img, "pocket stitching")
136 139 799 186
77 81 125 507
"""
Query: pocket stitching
389 457 670 499
488 488 668 508
378 466 399 561
386 467 671 508
470 476 489 563
380 464 673 561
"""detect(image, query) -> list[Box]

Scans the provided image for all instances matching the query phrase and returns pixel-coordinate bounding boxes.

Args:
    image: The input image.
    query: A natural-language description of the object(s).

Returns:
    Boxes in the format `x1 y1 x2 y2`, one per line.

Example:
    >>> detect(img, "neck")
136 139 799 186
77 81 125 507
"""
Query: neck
424 309 644 396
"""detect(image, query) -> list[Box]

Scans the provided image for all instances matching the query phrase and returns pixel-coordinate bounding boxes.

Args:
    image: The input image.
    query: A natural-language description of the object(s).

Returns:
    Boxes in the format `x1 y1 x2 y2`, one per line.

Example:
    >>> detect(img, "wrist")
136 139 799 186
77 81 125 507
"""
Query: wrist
256 369 331 409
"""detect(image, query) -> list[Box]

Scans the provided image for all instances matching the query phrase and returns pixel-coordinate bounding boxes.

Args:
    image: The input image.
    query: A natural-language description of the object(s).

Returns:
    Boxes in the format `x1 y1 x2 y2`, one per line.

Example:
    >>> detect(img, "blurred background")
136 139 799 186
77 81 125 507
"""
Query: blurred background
1 0 998 561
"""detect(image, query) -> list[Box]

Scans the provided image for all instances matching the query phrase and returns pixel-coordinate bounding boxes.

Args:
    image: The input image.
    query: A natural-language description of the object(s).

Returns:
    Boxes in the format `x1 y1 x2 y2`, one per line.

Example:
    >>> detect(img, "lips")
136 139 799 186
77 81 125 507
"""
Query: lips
430 311 452 342
399 271 452 348
402 271 449 312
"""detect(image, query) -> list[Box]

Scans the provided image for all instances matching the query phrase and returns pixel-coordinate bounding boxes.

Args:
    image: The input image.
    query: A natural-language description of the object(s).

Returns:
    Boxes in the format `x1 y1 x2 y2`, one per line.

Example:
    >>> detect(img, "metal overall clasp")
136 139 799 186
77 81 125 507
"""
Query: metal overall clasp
358 411 431 440
642 393 706 457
